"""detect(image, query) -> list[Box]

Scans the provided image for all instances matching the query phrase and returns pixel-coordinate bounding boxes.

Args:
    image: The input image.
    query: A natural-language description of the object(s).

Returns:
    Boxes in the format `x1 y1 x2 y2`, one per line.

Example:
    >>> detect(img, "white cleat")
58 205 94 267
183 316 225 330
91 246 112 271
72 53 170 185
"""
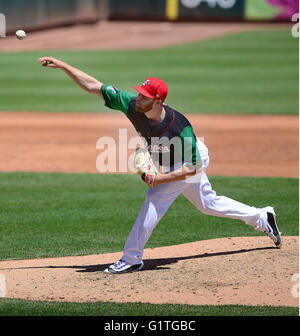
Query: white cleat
261 207 282 249
104 259 144 274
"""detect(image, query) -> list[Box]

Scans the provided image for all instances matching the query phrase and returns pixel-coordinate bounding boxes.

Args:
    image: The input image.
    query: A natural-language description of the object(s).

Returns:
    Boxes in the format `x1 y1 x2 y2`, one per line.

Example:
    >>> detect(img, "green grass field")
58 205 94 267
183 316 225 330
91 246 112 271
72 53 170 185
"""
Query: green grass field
0 172 298 260
0 170 297 313
0 29 297 114
0 298 298 316
0 172 298 316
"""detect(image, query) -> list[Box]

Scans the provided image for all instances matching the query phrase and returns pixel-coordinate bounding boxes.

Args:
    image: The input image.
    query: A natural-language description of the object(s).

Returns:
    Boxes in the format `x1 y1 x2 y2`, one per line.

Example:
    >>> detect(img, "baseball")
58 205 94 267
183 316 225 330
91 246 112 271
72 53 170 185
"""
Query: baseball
16 30 26 40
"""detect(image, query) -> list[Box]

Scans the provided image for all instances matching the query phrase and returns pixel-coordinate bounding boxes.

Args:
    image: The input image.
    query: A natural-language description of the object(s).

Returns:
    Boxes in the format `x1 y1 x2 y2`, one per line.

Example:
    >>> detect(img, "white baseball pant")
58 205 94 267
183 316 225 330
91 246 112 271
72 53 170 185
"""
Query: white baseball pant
122 140 267 265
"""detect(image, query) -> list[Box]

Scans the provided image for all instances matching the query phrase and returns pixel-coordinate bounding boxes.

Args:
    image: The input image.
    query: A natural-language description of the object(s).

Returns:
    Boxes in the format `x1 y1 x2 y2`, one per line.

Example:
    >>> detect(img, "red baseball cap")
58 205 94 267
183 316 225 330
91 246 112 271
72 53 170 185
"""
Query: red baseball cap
133 77 168 102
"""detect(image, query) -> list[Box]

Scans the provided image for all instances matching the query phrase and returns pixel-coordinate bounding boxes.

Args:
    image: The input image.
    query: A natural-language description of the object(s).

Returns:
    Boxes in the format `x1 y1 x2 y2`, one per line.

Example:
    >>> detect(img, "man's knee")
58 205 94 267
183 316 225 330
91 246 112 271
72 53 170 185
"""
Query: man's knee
198 196 219 215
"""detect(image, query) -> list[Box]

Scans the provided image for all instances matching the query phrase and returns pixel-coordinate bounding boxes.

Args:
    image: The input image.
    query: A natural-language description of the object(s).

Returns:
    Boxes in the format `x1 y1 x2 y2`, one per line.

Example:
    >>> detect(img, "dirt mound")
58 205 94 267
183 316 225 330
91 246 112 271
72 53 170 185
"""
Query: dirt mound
0 236 298 307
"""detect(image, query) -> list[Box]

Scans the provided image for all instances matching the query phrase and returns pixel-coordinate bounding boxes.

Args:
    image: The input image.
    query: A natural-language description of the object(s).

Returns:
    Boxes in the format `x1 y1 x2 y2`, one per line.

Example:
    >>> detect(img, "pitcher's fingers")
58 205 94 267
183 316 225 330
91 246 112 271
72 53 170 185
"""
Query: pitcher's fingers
38 57 47 63
38 57 52 63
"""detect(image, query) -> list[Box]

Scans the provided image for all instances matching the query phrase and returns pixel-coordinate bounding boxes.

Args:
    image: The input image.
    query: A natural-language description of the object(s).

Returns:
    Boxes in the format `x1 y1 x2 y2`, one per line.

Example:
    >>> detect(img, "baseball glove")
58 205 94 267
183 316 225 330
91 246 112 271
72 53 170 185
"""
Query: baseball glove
134 147 158 189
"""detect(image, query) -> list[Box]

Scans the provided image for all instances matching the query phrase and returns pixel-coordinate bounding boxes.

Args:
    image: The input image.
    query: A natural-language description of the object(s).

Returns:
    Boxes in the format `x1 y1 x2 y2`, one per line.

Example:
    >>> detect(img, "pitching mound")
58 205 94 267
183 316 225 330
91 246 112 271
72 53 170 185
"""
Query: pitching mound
0 236 298 307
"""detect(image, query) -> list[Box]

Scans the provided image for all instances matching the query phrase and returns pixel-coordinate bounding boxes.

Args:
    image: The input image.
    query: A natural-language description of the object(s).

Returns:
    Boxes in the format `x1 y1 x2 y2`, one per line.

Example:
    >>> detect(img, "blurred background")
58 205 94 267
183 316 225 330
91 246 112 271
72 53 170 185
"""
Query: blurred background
1 0 298 34
0 0 298 114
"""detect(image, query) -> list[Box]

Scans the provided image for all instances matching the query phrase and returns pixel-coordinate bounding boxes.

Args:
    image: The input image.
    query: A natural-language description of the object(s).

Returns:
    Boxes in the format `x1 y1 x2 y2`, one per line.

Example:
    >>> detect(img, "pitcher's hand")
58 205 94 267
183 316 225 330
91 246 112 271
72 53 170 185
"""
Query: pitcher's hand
38 56 65 69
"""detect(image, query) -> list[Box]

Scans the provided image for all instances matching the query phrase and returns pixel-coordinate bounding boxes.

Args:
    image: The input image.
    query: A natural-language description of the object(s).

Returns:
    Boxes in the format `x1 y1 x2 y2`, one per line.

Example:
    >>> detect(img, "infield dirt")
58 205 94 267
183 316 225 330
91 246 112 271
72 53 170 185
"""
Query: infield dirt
1 21 291 52
0 113 298 178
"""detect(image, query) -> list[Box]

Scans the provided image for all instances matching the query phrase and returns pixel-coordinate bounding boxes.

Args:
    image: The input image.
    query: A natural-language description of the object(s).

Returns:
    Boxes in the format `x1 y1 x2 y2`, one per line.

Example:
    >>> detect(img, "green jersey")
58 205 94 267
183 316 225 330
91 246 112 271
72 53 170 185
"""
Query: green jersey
100 84 202 170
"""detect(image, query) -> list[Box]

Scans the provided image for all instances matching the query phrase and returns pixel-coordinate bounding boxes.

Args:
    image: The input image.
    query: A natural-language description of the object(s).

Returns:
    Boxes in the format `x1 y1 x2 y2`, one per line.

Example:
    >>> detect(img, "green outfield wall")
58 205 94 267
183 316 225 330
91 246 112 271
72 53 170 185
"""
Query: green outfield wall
0 0 102 34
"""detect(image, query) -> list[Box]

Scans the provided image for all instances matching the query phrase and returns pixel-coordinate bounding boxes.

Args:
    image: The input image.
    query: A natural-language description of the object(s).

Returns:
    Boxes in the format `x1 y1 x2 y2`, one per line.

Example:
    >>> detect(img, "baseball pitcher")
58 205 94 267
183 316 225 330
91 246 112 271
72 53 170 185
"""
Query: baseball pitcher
38 57 282 274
